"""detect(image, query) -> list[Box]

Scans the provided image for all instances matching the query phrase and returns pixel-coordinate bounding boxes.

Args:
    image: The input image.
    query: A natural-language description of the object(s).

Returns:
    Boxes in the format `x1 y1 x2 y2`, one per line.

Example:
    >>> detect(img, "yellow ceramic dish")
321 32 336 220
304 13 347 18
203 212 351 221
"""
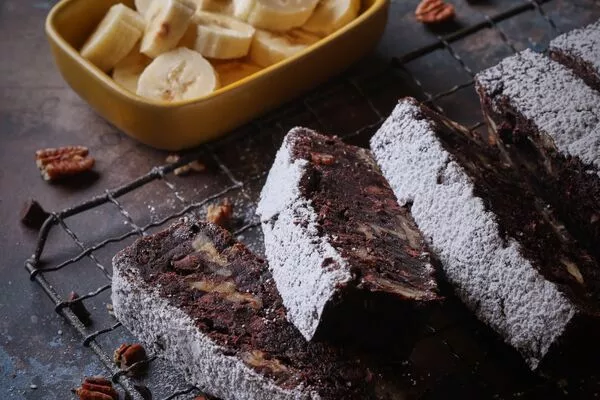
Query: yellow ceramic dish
46 0 389 150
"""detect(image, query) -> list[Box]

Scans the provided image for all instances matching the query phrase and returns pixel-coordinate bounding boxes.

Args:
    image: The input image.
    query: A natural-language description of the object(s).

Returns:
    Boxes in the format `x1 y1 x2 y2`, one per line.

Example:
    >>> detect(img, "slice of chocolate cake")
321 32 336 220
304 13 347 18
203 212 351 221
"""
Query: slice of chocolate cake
370 97 600 370
257 127 440 344
112 217 384 399
475 49 600 264
549 19 600 92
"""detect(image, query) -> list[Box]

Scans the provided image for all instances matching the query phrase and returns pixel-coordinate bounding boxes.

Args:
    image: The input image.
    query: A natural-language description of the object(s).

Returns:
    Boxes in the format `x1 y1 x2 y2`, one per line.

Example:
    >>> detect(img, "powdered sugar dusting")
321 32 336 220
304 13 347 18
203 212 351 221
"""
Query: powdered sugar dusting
550 19 600 78
370 99 576 369
476 49 600 174
112 248 320 400
257 128 352 340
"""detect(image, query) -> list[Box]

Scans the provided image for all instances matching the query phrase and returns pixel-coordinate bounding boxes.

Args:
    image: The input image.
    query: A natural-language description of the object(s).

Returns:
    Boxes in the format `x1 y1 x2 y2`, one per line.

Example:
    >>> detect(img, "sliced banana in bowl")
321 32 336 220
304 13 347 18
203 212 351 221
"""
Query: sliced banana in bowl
137 47 219 102
212 59 263 87
51 0 384 148
112 46 152 93
241 0 320 31
198 0 236 15
303 0 361 35
193 11 256 59
134 0 154 17
80 4 146 72
141 0 198 58
249 29 320 67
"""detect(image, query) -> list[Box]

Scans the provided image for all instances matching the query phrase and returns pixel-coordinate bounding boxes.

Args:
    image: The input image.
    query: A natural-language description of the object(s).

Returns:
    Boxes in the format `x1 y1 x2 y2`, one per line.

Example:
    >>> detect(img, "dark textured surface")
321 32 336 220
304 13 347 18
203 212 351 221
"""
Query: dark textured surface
1 0 600 399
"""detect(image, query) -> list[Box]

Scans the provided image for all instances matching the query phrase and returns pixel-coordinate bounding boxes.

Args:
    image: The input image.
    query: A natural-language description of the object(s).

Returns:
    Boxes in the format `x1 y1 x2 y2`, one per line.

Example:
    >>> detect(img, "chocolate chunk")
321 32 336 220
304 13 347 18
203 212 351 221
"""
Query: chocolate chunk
20 199 50 229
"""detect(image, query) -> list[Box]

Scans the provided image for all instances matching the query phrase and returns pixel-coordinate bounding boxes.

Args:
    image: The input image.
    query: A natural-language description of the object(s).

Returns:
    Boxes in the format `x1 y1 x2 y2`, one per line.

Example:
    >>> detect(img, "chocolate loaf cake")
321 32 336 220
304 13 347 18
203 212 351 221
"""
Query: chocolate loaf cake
257 127 440 344
370 97 600 370
549 19 600 92
475 49 600 262
112 217 383 399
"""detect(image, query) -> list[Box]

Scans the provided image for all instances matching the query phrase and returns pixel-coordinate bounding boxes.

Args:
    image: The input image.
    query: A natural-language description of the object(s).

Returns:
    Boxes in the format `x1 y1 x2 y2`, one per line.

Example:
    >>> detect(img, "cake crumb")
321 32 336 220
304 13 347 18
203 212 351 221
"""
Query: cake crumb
166 154 206 176
206 199 233 228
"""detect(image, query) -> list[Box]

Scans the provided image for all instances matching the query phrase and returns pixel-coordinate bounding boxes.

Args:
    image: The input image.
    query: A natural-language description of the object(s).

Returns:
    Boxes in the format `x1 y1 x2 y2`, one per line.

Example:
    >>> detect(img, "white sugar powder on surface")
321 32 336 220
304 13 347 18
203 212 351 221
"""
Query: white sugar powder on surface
549 19 600 80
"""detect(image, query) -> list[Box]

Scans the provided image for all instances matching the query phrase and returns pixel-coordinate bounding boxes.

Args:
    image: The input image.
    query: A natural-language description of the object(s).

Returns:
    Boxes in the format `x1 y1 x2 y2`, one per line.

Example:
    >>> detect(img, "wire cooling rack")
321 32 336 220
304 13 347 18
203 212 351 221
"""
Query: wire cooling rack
25 1 600 399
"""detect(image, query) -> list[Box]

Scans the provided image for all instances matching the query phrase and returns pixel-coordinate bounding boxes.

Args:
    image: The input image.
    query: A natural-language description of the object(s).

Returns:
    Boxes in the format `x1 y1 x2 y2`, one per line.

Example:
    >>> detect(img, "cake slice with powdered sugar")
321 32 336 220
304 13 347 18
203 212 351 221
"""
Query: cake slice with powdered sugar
112 217 392 400
370 97 600 370
475 48 600 266
549 19 600 92
257 127 440 346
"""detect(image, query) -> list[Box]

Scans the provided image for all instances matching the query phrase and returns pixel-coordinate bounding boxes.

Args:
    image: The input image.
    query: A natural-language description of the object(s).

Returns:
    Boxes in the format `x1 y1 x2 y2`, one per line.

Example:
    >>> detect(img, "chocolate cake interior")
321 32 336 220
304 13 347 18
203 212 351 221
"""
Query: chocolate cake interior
478 90 600 265
127 220 377 398
416 104 600 317
289 132 440 349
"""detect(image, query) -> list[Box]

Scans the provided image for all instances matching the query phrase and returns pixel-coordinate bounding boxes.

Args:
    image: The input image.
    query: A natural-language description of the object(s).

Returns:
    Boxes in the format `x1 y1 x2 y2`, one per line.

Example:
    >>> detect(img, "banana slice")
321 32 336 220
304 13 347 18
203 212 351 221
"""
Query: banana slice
178 24 198 48
135 0 154 16
249 29 320 67
140 0 198 58
245 0 319 31
80 4 146 72
303 0 360 35
232 0 255 20
212 59 262 86
195 0 235 15
193 12 255 59
137 47 219 102
112 46 152 92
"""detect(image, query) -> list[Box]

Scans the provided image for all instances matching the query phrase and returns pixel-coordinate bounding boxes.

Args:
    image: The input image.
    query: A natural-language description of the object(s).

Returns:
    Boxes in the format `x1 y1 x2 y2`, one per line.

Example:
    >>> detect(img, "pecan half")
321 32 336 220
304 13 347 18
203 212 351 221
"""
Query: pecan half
206 199 233 228
35 146 95 181
310 152 335 166
114 343 148 376
415 0 455 24
75 376 118 400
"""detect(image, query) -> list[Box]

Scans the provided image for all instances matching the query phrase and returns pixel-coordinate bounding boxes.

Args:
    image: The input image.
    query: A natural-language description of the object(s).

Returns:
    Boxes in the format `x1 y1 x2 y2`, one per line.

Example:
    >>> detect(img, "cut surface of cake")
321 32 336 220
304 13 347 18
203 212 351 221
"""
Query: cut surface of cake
112 217 386 400
370 97 600 370
475 48 600 263
257 127 440 343
549 19 600 92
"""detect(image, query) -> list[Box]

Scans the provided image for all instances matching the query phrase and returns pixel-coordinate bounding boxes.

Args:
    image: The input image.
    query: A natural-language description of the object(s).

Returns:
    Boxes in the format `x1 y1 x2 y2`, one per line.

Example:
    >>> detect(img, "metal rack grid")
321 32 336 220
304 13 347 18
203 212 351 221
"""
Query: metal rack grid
24 1 599 398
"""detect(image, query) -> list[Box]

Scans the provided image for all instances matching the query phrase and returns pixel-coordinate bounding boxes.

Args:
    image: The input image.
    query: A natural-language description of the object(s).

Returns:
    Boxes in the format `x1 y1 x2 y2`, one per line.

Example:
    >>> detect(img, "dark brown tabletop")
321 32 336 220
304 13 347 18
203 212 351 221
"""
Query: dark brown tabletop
2 0 600 399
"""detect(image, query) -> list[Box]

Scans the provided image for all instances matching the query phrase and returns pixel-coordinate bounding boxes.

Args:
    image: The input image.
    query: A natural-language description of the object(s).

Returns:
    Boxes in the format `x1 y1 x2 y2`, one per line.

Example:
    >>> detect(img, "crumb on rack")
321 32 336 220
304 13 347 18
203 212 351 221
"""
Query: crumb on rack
206 199 233 228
